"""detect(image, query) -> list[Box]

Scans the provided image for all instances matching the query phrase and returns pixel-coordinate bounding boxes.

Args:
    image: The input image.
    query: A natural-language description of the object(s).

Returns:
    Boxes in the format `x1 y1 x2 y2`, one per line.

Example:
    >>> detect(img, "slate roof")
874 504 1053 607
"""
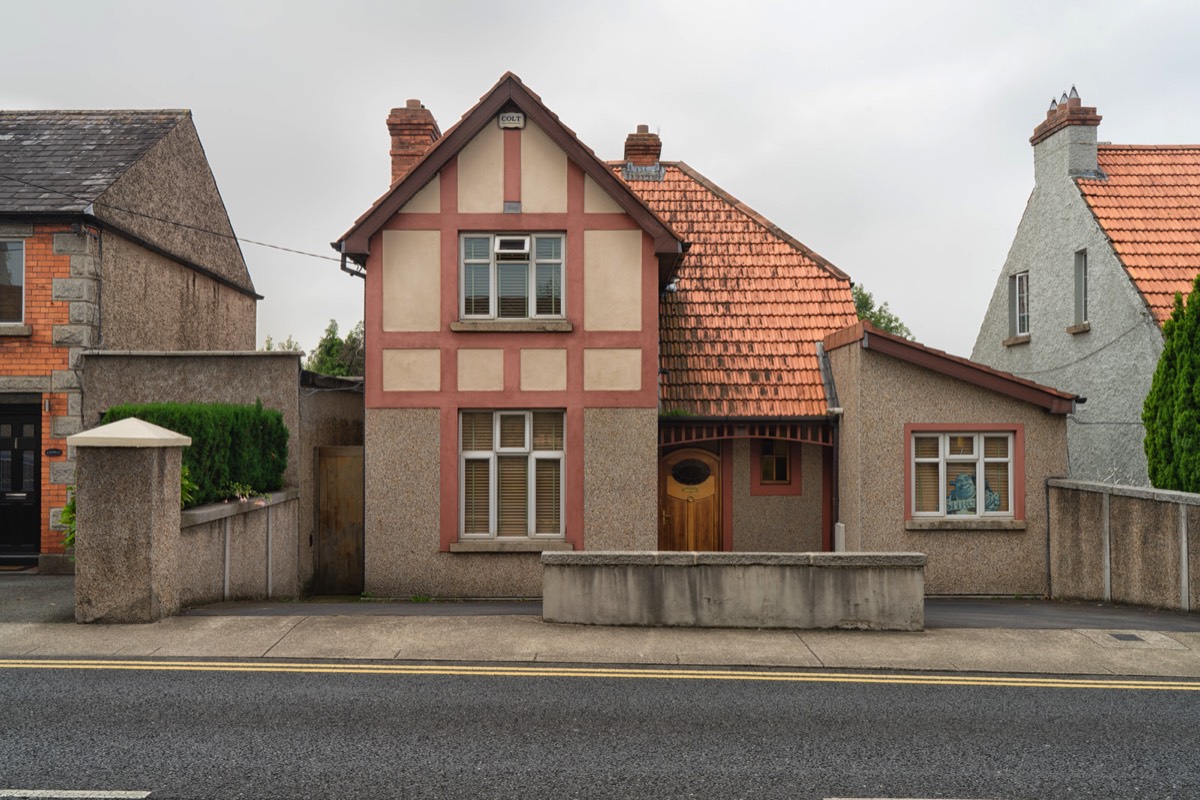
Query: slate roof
1077 145 1200 325
621 162 857 418
0 110 187 213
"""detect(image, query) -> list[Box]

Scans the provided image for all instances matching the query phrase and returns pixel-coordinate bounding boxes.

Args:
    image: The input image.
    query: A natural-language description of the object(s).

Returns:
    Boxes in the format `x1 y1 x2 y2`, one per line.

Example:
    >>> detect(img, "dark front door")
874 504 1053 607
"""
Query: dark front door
0 405 40 564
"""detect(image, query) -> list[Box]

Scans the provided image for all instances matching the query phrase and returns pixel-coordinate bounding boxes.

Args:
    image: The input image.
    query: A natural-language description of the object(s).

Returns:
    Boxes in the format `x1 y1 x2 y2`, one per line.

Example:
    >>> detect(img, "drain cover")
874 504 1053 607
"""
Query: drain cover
1111 633 1143 642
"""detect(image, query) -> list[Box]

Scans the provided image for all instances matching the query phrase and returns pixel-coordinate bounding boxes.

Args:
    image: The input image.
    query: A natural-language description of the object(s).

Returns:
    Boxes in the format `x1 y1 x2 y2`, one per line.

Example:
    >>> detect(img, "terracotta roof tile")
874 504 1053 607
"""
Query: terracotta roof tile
1078 146 1200 325
619 162 856 418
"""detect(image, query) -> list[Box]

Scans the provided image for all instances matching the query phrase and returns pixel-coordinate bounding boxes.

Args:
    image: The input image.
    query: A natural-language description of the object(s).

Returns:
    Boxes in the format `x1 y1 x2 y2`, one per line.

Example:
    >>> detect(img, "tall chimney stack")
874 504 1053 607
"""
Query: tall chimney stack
387 99 441 184
1030 86 1102 182
624 124 662 166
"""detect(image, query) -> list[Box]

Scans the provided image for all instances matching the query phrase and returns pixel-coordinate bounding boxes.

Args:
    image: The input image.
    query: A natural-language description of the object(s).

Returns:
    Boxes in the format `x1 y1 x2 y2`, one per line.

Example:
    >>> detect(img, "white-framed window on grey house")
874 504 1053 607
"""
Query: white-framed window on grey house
1074 250 1088 326
460 234 564 320
0 241 24 324
911 432 1013 518
460 410 565 538
1008 271 1030 337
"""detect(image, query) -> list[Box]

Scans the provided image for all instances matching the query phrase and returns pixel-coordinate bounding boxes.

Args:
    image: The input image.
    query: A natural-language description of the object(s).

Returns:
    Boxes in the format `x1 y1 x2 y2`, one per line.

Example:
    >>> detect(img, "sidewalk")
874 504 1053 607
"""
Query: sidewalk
2 575 1199 678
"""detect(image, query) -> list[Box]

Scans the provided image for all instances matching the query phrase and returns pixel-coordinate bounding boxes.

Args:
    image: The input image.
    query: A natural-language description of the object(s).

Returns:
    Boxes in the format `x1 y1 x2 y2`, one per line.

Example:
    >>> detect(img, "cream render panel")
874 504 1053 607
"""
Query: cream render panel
382 230 441 332
520 121 567 213
457 349 505 392
400 177 440 214
520 348 567 391
584 349 642 391
382 349 441 392
457 121 504 213
584 175 624 214
583 229 642 331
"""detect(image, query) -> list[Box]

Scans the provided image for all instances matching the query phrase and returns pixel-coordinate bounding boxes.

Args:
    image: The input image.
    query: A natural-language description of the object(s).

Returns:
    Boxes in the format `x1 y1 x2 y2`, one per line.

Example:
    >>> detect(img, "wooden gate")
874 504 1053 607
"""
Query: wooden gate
315 446 364 594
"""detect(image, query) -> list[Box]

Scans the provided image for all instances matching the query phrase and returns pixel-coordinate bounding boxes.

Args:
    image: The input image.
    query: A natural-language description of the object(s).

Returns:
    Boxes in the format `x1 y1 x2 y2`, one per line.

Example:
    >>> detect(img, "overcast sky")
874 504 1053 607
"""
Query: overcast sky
3 0 1199 357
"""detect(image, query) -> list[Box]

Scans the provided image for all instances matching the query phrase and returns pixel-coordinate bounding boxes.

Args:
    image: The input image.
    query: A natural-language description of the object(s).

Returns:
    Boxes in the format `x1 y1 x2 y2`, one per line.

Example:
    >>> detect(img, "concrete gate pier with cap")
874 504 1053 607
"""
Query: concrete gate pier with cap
68 418 190 624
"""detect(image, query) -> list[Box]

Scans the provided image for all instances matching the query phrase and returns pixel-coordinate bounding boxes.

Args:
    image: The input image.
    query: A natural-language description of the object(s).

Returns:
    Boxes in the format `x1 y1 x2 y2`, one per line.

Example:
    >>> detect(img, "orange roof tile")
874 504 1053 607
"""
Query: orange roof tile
1078 145 1200 325
619 162 856 418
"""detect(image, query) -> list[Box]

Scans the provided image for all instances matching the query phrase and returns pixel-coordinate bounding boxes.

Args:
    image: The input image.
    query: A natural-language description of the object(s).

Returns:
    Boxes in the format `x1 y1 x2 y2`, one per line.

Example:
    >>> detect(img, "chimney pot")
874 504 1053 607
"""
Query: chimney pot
624 125 662 166
387 101 441 184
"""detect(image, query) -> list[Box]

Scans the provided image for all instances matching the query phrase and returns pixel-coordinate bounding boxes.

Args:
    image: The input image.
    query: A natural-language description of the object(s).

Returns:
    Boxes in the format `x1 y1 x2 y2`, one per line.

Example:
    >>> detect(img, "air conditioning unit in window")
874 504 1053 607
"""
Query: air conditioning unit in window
494 235 530 260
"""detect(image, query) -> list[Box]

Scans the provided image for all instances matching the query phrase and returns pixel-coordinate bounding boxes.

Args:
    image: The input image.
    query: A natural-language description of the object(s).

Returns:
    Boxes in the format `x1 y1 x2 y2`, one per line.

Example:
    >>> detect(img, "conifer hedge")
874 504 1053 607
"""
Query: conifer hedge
1143 277 1200 492
101 400 288 506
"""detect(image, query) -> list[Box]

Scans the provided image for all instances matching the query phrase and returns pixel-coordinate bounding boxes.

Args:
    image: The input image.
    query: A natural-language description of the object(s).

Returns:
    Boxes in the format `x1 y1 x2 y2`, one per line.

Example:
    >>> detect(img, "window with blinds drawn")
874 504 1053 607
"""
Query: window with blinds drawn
460 410 565 538
912 432 1013 518
461 234 564 320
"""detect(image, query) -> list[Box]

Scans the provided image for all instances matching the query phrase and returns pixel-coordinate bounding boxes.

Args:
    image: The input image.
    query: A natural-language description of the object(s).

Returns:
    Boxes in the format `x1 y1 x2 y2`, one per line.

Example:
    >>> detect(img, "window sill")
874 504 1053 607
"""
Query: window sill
0 324 32 337
905 518 1026 532
1002 334 1030 348
1066 322 1091 335
450 539 574 553
450 320 573 333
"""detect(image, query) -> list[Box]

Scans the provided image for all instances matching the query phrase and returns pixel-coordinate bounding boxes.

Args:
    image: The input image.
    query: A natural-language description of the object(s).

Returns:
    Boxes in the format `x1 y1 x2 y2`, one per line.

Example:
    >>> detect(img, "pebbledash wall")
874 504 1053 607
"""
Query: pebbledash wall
971 101 1161 487
363 118 660 598
829 338 1069 595
1049 479 1198 611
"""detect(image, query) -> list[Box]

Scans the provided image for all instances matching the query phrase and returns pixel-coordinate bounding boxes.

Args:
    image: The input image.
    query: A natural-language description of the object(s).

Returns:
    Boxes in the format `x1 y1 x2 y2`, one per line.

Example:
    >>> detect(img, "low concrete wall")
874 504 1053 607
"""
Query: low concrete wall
542 552 926 630
1049 479 1197 611
178 489 301 607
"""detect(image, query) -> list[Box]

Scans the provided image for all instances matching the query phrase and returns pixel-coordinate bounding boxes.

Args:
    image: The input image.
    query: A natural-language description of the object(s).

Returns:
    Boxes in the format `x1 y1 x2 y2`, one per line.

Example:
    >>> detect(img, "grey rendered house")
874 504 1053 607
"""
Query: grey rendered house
972 90 1200 486
0 110 259 570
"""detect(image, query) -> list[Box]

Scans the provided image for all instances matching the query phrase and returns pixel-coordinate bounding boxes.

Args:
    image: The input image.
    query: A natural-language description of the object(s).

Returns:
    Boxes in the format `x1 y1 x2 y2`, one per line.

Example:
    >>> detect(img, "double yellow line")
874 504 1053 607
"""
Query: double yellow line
1 658 1198 691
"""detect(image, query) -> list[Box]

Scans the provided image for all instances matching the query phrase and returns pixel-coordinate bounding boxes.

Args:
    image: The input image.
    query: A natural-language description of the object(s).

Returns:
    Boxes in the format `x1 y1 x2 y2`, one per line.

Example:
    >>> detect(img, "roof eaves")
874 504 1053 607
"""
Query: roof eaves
854 321 1077 414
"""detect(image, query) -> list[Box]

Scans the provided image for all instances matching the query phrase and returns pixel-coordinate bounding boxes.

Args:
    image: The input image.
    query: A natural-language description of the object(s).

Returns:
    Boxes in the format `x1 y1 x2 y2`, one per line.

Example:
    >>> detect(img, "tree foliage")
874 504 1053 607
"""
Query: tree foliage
1143 280 1200 491
852 284 913 339
261 333 301 351
306 320 365 377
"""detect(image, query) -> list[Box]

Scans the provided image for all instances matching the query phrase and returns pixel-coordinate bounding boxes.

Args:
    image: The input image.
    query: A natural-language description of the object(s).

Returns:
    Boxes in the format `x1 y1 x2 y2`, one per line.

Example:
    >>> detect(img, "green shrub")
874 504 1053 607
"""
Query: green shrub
101 400 288 506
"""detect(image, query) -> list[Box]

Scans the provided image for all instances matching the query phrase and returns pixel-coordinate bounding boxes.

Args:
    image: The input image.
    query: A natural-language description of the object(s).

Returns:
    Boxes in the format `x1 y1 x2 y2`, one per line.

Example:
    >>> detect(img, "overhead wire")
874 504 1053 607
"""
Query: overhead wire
0 171 341 263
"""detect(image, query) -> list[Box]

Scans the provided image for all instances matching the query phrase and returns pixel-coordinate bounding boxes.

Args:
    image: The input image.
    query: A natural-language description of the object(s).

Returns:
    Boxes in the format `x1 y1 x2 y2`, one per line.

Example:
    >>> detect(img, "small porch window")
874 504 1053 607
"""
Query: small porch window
750 439 801 497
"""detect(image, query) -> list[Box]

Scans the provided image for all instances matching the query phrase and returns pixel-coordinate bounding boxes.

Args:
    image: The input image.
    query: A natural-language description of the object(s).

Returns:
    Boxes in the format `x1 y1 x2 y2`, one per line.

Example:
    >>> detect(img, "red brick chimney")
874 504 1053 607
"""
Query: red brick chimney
1030 88 1101 146
387 99 441 184
624 124 661 165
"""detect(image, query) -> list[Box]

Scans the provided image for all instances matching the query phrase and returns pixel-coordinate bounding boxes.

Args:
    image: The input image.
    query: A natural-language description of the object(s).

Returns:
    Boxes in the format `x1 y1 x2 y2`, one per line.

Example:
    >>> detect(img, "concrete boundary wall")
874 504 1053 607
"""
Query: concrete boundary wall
542 552 926 630
179 489 301 608
1049 479 1197 611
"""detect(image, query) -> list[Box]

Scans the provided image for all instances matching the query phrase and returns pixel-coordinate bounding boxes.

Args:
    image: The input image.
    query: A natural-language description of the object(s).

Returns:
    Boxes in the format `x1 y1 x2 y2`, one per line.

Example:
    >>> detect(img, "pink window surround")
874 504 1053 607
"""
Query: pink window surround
902 422 1026 521
749 440 802 497
362 135 661 554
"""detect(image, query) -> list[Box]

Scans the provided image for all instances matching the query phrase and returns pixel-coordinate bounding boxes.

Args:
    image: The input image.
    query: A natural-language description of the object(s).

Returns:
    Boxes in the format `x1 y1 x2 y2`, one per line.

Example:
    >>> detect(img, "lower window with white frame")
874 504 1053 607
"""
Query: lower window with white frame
460 410 564 538
911 432 1013 517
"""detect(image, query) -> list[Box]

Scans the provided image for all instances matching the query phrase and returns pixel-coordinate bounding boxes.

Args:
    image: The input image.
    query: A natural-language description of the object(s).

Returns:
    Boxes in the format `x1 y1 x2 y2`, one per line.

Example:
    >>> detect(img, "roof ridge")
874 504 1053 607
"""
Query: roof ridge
1097 143 1200 150
0 109 190 115
669 161 850 282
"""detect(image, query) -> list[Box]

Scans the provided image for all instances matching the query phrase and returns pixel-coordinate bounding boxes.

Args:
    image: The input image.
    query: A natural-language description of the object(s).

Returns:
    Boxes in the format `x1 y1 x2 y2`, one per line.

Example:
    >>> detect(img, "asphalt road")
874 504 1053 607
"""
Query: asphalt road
1 661 1197 799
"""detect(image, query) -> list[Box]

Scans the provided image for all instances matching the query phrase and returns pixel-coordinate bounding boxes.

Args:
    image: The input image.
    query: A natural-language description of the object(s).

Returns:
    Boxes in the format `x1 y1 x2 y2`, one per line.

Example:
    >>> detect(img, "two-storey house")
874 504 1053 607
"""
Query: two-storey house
973 90 1200 486
0 110 259 570
336 74 1076 598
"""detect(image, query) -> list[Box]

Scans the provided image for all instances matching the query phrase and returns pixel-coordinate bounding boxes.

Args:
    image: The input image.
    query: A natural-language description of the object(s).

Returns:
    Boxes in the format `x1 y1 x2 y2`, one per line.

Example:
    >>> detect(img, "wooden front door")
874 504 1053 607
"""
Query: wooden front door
658 448 722 551
315 446 364 594
0 405 40 565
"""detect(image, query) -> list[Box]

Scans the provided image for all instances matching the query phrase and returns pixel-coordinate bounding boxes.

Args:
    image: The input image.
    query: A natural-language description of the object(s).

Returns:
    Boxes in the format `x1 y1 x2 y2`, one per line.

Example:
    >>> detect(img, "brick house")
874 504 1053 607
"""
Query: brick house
0 110 259 570
334 74 1076 598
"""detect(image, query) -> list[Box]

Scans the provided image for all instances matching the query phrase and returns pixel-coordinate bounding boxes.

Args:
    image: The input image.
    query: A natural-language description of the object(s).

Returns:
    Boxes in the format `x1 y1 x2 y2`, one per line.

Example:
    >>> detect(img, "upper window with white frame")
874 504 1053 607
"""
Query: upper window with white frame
461 234 564 320
1009 271 1029 337
911 432 1013 518
460 410 564 538
0 241 24 324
